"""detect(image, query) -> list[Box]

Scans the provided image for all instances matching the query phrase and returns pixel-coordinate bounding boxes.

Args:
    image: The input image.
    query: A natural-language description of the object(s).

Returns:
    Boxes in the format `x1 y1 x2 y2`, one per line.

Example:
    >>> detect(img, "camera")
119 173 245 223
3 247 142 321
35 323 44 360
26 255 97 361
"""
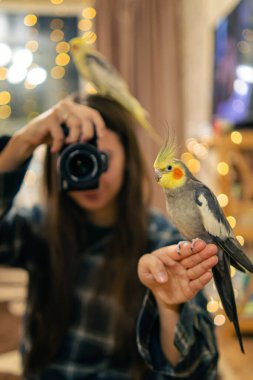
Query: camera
57 123 108 191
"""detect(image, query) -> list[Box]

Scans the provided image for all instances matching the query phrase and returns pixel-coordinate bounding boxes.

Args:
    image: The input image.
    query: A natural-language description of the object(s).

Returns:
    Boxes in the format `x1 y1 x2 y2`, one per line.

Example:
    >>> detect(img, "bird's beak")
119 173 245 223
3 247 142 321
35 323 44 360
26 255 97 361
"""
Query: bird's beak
154 168 162 182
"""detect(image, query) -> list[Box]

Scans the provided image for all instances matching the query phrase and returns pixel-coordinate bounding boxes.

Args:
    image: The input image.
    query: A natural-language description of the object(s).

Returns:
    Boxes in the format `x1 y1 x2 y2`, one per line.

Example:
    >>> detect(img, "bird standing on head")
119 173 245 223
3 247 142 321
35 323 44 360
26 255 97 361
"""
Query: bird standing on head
153 137 253 353
69 35 160 142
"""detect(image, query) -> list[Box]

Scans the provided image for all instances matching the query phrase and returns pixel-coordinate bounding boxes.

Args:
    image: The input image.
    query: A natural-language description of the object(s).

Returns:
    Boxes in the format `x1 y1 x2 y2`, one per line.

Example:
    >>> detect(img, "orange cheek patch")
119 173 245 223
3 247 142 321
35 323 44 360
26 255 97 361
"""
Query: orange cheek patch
172 167 183 179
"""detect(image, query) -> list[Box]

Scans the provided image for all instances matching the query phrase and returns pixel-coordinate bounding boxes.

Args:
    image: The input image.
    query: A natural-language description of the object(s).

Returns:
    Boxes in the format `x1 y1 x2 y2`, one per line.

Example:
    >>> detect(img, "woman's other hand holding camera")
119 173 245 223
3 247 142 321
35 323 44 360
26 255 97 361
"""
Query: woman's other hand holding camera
0 99 105 172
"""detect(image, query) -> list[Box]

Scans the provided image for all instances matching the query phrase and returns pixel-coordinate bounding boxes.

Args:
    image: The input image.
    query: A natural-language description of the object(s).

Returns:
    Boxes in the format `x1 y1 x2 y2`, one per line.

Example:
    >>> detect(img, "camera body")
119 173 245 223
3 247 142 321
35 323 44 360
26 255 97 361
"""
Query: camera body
57 124 108 191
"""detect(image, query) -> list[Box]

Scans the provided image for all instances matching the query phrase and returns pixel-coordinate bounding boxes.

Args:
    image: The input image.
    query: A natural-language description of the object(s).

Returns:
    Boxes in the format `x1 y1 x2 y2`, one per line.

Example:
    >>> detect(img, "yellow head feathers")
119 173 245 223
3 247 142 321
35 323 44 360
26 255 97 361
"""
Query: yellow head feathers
154 137 187 189
153 136 177 170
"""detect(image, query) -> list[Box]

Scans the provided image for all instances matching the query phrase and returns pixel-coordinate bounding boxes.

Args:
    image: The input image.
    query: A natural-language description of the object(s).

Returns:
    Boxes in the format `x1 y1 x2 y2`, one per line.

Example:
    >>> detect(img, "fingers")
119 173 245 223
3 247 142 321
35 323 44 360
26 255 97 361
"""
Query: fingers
55 100 105 142
138 253 169 285
181 243 218 269
189 271 213 293
187 255 218 280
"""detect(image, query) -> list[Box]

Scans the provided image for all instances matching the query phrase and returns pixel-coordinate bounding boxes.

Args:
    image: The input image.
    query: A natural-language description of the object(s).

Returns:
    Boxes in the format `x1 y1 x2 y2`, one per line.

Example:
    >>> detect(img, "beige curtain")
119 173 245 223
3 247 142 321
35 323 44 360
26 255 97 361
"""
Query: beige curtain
95 0 183 211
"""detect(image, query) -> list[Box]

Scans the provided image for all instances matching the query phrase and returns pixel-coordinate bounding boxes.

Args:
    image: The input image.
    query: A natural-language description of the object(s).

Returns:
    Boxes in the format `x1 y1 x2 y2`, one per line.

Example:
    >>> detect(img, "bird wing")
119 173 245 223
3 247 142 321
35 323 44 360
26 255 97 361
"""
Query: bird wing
194 184 253 272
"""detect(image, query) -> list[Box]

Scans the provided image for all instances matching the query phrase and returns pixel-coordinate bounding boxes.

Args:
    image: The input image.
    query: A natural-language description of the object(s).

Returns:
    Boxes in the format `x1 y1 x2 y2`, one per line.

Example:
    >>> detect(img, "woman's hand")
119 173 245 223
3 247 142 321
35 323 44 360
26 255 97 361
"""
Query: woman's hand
21 98 105 153
0 98 105 172
138 239 218 309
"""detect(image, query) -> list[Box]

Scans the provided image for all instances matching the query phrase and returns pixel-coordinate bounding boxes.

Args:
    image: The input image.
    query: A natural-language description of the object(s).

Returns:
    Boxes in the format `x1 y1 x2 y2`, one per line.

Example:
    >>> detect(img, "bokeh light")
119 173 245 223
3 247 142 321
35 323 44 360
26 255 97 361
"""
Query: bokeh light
227 216 237 229
50 29 64 42
217 193 229 208
0 105 11 119
0 91 11 105
214 314 226 326
78 19 92 31
25 40 39 52
24 14 37 27
231 131 243 144
0 67 7 80
82 7 97 19
55 53 70 66
51 66 65 79
217 162 229 175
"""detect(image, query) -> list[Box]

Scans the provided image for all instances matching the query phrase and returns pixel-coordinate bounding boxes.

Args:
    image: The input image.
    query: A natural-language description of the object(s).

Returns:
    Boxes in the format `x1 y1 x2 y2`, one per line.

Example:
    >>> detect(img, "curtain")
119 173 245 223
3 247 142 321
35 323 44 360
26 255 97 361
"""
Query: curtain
95 0 183 211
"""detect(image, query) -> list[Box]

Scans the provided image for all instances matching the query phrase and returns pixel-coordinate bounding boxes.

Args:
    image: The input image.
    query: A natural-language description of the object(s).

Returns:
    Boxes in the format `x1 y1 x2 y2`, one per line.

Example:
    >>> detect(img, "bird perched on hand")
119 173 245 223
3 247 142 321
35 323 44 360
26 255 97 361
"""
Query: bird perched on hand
69 35 159 141
154 138 253 353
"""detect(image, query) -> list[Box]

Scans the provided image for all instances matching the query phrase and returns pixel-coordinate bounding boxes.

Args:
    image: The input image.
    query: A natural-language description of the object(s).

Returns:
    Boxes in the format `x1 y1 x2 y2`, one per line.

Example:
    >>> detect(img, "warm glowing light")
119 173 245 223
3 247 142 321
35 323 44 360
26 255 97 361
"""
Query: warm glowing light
85 82 97 94
231 131 242 144
24 14 37 27
0 105 11 119
227 216 236 229
217 193 229 208
26 67 47 86
207 300 219 313
13 49 33 68
214 314 226 326
186 158 201 174
181 151 194 163
78 19 92 31
185 138 197 152
26 40 39 52
0 67 7 80
236 235 245 246
230 266 236 278
7 65 27 84
50 29 64 42
55 53 70 66
0 43 12 66
217 162 229 175
82 7 97 19
192 143 209 160
50 18 64 30
51 66 65 79
56 42 70 53
50 0 64 4
82 31 97 44
0 91 11 105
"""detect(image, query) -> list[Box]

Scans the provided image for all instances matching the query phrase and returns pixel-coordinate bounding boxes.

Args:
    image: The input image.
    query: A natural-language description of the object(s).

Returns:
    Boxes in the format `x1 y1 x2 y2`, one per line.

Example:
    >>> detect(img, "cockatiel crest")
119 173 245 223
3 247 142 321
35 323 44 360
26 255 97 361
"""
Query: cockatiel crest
154 137 187 189
69 34 160 142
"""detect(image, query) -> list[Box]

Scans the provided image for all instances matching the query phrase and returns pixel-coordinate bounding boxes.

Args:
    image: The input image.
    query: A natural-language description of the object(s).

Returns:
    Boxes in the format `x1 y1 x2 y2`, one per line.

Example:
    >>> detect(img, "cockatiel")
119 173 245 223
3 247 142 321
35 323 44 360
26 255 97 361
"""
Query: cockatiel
154 138 253 353
69 35 159 140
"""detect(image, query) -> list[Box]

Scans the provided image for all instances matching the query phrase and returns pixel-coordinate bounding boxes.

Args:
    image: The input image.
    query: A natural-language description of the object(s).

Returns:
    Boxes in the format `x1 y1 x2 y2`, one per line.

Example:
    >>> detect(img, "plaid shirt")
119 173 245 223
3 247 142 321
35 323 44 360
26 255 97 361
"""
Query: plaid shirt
0 138 218 380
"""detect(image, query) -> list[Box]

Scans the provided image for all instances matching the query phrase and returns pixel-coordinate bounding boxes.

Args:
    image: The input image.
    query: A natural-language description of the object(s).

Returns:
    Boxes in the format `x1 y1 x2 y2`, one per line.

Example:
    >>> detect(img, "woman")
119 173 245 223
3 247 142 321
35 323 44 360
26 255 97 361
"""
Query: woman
0 94 219 379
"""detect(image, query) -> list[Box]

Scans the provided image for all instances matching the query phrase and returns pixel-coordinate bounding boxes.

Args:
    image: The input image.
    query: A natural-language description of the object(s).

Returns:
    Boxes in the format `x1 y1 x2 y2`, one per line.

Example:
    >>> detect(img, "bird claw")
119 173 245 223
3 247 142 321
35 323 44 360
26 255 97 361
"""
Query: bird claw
190 238 202 252
176 241 188 255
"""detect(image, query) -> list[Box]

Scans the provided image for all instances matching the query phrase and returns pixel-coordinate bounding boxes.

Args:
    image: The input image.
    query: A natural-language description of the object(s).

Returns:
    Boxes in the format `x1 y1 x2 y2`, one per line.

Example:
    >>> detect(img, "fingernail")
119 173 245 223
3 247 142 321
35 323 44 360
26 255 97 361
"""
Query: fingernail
156 271 168 283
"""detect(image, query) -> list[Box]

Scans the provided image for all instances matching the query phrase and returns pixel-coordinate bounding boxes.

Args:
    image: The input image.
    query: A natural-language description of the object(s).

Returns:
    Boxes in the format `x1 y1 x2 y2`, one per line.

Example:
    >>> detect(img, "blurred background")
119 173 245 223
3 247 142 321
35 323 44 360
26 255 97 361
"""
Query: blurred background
0 0 253 379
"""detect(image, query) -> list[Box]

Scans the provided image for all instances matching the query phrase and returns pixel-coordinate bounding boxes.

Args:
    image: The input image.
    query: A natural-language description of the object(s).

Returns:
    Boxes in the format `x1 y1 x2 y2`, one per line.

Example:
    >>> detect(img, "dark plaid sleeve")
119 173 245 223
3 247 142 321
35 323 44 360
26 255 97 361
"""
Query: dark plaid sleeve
0 135 32 217
136 209 219 379
0 136 42 268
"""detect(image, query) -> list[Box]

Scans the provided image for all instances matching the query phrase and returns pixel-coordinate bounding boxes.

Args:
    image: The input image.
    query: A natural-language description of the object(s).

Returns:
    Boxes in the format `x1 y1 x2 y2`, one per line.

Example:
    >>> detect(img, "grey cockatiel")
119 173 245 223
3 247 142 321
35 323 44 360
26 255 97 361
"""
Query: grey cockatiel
153 139 253 353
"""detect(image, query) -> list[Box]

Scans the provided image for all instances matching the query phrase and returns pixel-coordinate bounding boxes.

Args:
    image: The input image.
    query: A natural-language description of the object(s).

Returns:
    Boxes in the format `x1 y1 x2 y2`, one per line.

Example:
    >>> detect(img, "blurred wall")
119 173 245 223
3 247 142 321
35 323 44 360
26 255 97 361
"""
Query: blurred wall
179 0 240 138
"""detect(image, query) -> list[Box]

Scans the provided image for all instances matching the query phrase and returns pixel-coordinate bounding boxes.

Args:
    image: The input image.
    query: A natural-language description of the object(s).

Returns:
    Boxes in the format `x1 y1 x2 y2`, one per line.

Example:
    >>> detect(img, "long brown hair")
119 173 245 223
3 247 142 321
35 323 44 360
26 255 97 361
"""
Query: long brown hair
24 95 152 377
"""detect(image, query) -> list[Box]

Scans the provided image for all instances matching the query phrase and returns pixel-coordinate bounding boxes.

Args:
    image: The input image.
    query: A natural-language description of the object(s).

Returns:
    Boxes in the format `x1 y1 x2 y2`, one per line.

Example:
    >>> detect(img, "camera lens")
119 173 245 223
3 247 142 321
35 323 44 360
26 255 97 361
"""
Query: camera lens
67 151 98 180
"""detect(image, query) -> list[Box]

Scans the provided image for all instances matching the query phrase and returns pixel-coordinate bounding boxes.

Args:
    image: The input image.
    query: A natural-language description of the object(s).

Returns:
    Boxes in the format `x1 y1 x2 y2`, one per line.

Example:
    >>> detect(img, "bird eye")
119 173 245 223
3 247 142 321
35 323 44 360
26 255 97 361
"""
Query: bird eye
165 165 172 172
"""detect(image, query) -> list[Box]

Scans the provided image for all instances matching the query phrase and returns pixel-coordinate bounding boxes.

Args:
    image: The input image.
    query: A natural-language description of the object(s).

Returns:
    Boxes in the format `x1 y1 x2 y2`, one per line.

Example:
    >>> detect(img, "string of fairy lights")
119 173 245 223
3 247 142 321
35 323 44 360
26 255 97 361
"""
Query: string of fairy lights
0 0 248 330
0 0 97 121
